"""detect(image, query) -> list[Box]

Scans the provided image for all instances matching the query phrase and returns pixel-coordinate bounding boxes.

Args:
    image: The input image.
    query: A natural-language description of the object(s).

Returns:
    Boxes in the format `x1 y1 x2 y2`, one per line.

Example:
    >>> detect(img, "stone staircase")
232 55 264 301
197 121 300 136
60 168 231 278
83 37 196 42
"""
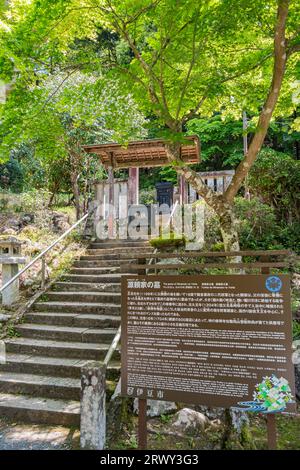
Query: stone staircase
0 239 151 427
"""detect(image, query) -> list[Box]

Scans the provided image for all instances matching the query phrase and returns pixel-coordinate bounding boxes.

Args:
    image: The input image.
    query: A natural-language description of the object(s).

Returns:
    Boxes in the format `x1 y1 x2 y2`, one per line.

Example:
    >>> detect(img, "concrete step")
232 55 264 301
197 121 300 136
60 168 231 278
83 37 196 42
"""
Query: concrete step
0 372 80 400
0 393 80 426
15 324 117 343
32 301 121 315
86 247 153 255
73 259 121 267
0 241 126 427
69 267 120 275
46 291 121 304
62 274 123 283
89 241 150 249
80 254 121 261
5 338 120 360
24 312 120 328
52 282 120 292
0 354 120 380
74 259 137 268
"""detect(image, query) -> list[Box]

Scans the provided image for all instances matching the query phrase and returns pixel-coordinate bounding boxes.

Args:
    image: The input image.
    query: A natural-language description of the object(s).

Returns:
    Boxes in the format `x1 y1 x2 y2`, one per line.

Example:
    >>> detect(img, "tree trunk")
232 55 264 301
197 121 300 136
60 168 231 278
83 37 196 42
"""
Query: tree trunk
48 192 56 208
70 171 81 220
218 206 240 252
165 142 241 252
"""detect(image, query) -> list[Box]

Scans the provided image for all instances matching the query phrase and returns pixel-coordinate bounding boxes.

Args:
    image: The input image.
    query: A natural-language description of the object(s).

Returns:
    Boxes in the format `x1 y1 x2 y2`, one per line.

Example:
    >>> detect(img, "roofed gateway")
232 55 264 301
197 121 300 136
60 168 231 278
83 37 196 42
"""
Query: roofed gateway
82 136 236 239
82 135 200 169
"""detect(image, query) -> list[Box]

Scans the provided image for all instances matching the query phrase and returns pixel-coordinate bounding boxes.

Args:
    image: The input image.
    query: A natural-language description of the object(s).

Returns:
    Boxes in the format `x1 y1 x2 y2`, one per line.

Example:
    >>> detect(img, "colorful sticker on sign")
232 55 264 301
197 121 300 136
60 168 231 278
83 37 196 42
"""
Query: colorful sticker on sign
266 276 283 293
236 375 294 413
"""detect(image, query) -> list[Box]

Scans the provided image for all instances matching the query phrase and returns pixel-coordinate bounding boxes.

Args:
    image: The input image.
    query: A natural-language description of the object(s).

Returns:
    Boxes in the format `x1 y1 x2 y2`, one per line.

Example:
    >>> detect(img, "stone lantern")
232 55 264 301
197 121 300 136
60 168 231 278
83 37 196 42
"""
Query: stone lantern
0 237 26 306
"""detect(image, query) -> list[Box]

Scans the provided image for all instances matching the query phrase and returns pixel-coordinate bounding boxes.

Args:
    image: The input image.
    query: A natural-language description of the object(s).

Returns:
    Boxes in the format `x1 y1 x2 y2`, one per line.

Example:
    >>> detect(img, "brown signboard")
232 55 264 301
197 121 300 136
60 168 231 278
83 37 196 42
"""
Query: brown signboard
121 275 296 413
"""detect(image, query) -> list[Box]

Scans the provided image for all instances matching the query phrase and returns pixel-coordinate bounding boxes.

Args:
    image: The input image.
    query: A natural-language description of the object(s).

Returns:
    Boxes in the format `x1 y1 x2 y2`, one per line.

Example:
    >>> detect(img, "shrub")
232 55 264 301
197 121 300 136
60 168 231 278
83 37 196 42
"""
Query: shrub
139 189 156 205
20 189 51 212
202 197 298 252
234 197 281 250
277 222 300 254
248 148 300 224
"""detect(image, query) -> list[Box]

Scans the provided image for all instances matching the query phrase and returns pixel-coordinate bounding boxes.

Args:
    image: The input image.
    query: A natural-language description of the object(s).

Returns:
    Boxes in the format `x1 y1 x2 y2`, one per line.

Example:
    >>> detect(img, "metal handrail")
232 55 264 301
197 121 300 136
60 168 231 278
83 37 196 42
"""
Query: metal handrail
0 209 93 295
103 325 121 366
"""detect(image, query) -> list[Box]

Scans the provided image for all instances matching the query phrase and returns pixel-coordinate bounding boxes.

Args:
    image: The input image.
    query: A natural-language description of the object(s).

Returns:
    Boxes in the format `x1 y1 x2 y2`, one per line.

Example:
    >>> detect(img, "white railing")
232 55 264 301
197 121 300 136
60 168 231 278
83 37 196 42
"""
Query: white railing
0 209 94 297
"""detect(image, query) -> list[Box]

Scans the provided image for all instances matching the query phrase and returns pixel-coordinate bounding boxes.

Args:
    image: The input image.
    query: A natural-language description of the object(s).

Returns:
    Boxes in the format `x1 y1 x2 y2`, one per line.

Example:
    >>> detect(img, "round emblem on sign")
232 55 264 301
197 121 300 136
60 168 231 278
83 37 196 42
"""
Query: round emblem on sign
265 276 282 293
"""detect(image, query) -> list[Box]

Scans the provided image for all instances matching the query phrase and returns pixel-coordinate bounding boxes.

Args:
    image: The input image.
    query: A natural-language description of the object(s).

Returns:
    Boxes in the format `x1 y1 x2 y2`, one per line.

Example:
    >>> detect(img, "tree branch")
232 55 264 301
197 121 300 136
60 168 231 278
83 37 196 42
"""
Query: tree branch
164 142 221 208
182 51 273 124
224 0 290 203
175 9 202 120
103 1 177 128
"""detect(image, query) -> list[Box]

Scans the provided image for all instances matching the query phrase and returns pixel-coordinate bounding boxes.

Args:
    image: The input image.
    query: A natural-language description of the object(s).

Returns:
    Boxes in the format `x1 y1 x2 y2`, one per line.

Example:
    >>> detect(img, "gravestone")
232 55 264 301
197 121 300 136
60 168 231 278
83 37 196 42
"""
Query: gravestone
155 182 174 209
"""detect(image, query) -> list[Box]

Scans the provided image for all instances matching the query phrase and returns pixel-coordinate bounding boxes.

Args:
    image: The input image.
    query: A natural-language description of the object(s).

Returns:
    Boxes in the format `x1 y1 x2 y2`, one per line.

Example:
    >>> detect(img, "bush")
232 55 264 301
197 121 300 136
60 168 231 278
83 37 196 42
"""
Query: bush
248 148 300 224
277 222 300 254
234 197 282 250
202 197 299 252
20 189 51 212
139 189 156 205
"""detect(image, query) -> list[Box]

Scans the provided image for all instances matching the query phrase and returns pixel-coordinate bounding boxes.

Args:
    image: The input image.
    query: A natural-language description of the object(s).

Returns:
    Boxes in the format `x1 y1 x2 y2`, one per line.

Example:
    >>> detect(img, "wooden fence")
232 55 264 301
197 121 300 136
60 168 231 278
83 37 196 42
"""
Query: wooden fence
120 249 293 274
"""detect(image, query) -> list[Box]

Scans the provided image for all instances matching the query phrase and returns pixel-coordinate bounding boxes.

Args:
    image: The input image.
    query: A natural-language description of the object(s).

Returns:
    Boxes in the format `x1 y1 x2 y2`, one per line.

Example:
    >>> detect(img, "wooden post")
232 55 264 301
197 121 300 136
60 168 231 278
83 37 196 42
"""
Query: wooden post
179 174 187 205
128 168 139 205
266 414 277 450
108 166 114 238
138 398 147 450
95 182 105 239
260 256 278 450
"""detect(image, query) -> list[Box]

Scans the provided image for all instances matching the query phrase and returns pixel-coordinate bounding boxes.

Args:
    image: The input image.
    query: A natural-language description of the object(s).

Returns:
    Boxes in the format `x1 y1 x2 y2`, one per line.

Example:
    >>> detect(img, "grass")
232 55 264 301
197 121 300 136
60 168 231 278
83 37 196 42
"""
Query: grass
109 406 300 451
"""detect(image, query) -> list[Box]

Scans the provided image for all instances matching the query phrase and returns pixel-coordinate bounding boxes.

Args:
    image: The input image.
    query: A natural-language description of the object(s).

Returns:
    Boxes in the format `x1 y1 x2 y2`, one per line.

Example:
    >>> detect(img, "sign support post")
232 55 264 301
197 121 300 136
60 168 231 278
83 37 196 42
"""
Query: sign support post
138 398 147 450
266 414 277 450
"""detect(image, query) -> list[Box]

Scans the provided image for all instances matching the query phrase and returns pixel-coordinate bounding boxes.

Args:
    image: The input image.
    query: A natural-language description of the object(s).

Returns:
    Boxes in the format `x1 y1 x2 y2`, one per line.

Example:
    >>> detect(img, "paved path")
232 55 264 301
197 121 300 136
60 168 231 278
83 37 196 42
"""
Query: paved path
0 418 80 450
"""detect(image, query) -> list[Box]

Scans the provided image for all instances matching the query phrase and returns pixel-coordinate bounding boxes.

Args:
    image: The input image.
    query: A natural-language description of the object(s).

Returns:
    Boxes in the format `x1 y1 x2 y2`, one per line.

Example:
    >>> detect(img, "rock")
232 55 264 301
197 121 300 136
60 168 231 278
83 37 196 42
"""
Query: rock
173 408 209 432
21 213 34 225
22 278 34 287
230 408 249 433
0 314 11 323
0 228 17 236
133 399 177 417
195 405 225 420
52 213 71 233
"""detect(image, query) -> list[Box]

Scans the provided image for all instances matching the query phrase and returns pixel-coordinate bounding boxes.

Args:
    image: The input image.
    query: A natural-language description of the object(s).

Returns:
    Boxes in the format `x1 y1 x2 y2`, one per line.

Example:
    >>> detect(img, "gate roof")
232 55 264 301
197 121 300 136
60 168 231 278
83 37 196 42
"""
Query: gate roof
82 136 200 168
